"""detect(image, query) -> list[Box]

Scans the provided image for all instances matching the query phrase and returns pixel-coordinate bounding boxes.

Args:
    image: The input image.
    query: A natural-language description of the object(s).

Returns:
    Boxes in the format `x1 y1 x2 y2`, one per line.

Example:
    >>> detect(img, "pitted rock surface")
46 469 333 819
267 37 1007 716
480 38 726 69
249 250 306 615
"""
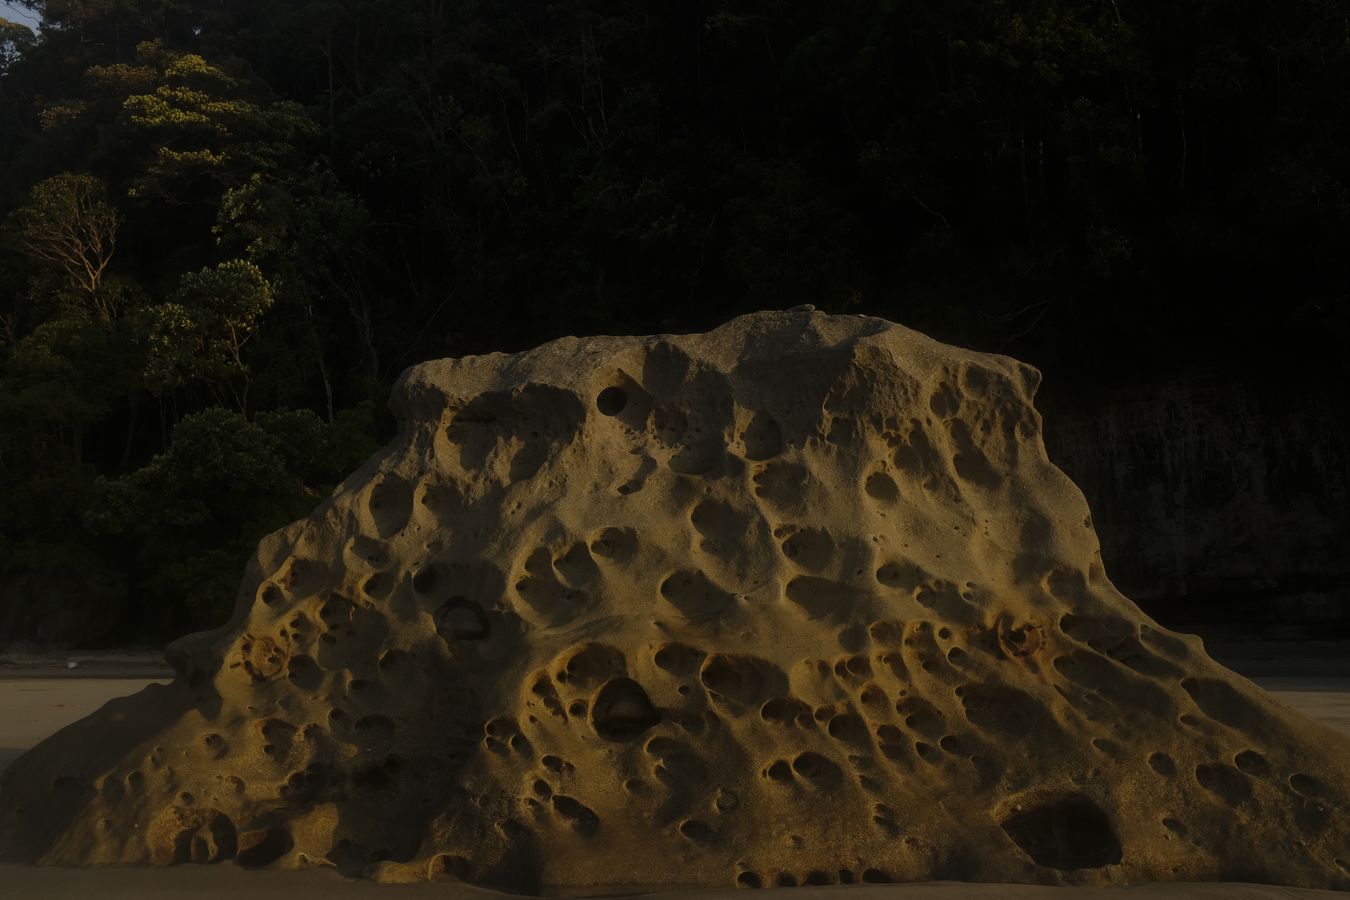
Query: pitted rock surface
2 309 1347 891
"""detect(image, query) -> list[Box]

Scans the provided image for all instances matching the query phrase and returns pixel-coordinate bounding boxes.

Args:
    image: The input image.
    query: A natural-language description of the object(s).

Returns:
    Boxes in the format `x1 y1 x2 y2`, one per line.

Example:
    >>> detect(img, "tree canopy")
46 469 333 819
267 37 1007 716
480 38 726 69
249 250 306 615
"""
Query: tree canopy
1 0 1347 643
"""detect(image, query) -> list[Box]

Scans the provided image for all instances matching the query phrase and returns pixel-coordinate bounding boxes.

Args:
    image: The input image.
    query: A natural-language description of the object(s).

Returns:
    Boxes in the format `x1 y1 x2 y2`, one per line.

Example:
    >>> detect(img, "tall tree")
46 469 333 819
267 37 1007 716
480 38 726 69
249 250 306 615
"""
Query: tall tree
8 172 121 317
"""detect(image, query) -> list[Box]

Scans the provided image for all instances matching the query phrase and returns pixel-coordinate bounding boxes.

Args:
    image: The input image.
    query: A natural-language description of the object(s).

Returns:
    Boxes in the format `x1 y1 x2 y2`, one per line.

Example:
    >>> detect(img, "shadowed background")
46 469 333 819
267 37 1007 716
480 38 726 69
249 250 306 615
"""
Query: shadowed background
0 0 1346 649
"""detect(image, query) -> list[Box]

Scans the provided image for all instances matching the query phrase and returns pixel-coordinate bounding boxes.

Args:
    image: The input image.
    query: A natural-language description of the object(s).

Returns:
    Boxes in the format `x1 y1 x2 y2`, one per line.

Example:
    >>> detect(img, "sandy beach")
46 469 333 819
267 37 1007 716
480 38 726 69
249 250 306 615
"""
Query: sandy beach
3 666 1346 898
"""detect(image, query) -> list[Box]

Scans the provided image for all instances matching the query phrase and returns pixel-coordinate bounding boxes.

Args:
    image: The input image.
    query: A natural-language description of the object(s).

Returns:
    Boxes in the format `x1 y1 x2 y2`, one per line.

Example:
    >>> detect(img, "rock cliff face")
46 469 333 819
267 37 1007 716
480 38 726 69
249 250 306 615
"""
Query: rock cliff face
2 309 1347 891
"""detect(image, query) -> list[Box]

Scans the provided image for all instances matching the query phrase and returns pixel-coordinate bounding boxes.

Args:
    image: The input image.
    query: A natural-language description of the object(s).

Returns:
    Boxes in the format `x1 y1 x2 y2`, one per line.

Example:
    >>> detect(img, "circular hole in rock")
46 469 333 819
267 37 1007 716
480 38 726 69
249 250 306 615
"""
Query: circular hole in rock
1000 796 1122 871
864 472 899 504
591 677 661 741
680 819 714 842
435 598 489 640
1289 773 1325 798
596 387 628 416
412 567 439 594
1148 752 1176 777
1233 749 1269 777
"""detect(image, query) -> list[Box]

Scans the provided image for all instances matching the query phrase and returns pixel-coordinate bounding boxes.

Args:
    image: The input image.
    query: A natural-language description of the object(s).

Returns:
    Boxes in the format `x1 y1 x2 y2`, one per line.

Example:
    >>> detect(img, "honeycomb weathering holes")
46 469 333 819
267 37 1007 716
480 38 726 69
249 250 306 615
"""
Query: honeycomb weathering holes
412 566 438 594
596 386 628 416
1000 796 1122 871
10 310 1350 891
591 678 661 741
435 598 489 640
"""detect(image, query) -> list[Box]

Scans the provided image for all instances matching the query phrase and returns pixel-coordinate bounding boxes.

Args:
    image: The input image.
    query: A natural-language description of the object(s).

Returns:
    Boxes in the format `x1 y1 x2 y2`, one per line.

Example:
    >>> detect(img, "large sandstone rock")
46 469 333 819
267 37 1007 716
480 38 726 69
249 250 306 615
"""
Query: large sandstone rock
2 309 1347 891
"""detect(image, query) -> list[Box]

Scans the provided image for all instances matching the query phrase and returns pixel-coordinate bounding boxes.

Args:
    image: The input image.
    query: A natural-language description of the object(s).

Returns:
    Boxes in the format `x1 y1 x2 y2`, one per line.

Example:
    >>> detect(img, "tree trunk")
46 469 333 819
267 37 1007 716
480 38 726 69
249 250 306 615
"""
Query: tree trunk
317 340 335 423
120 394 138 469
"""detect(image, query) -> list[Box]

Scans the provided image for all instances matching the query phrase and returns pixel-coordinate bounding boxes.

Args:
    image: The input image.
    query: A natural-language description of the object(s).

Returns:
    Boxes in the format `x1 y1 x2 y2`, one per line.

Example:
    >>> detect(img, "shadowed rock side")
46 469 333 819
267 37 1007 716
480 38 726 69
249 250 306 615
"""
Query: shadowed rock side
1 309 1347 892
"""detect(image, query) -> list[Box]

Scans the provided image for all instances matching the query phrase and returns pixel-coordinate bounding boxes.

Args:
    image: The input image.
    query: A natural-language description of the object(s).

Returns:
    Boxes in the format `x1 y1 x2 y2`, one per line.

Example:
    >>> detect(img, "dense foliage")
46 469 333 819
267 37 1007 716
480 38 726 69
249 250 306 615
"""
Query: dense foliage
1 0 1347 643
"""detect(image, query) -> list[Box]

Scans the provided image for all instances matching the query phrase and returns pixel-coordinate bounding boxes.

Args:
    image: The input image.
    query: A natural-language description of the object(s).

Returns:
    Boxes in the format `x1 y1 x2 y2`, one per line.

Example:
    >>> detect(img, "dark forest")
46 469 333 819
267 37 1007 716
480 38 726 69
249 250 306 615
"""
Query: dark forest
1 0 1347 645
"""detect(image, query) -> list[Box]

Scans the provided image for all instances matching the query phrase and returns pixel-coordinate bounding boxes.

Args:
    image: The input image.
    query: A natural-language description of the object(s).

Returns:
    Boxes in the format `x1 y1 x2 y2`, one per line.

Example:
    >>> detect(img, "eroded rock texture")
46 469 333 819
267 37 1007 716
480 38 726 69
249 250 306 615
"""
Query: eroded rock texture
1 309 1347 891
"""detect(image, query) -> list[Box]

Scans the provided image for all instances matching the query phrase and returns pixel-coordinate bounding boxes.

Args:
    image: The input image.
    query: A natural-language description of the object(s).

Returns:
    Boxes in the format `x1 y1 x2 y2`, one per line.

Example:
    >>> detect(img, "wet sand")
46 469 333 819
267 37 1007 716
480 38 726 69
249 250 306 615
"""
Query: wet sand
1 669 1347 898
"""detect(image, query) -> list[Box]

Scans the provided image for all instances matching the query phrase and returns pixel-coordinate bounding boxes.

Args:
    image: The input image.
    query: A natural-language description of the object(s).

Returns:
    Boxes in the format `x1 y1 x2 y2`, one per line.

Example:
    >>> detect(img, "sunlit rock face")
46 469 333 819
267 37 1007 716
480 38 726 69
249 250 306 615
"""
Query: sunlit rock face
2 308 1347 892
